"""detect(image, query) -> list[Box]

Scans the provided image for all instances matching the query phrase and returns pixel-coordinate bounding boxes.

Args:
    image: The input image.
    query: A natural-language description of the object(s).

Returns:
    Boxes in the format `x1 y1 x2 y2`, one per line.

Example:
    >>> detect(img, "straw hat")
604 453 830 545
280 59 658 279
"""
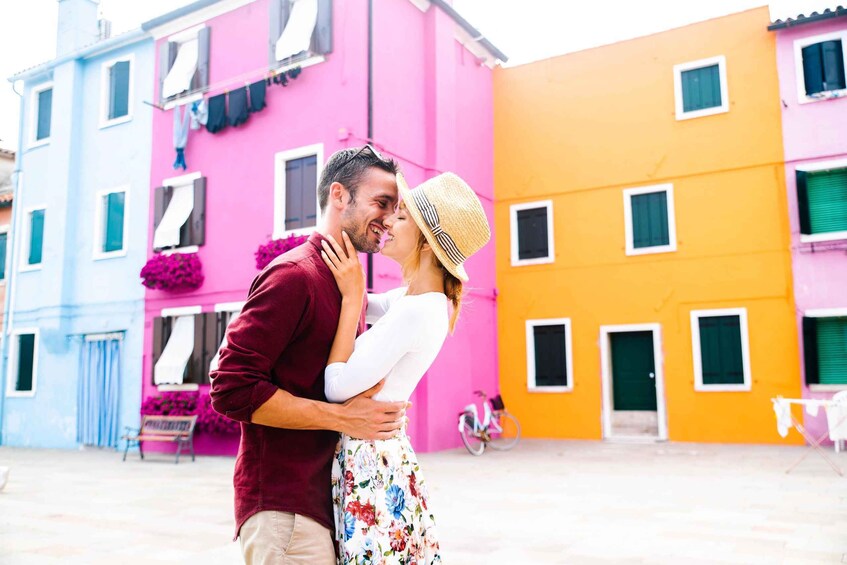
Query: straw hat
396 172 490 282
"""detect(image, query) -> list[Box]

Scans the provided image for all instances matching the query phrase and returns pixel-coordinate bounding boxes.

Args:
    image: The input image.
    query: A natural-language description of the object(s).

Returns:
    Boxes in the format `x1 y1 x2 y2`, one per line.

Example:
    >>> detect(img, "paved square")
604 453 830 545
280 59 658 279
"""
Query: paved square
1 440 845 563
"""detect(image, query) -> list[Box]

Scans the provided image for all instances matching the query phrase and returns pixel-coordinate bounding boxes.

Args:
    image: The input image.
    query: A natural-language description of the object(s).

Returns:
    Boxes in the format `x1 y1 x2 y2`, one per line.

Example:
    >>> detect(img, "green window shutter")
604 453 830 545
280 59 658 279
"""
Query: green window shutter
17 333 36 392
681 64 721 113
516 207 550 260
817 317 847 385
631 191 670 249
36 88 52 140
699 315 745 386
802 43 825 95
0 232 7 280
807 169 847 235
821 40 845 92
796 171 812 235
803 317 820 385
109 61 131 120
29 209 45 265
532 324 568 387
104 192 125 252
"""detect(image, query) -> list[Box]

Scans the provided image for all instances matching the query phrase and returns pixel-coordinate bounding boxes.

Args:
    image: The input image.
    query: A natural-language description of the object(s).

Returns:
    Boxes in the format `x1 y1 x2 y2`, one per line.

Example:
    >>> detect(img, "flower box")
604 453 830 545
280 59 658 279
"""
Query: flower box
140 252 204 292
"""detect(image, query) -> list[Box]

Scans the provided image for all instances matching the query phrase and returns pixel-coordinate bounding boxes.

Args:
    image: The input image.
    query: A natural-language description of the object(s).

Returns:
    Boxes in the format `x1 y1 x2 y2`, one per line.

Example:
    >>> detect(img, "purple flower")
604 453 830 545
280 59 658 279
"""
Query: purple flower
255 235 308 270
140 252 204 292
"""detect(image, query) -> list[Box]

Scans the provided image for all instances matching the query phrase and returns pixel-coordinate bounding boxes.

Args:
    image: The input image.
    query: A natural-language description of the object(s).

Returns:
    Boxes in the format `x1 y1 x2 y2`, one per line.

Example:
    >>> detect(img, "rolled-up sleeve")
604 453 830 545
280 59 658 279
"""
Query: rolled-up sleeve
210 261 309 422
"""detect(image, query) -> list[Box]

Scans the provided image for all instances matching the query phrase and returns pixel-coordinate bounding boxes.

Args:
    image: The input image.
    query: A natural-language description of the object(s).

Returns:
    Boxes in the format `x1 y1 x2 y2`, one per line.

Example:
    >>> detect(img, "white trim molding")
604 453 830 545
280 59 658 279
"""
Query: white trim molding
99 54 135 129
796 158 847 244
510 200 555 267
273 143 324 239
214 301 246 312
599 323 668 441
690 308 752 392
92 186 130 260
525 318 573 393
161 305 202 318
6 328 39 398
19 205 47 273
805 307 847 318
28 81 54 149
673 55 729 121
793 30 847 105
147 0 253 40
623 183 677 256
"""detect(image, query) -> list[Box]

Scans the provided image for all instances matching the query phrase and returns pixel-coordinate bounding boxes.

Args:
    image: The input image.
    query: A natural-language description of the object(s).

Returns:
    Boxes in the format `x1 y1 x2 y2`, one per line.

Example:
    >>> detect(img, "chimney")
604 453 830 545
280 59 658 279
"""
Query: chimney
98 18 112 40
56 0 100 57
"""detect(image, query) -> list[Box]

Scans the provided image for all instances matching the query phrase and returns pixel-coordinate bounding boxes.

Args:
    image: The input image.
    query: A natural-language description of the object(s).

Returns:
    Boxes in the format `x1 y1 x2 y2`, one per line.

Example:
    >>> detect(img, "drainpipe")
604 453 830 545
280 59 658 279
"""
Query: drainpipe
366 0 374 291
0 80 27 443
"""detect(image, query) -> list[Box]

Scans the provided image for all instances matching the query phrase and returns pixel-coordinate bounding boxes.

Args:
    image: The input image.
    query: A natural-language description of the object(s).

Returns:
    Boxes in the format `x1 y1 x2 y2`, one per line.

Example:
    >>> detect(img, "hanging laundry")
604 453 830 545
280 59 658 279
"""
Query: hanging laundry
228 87 249 127
273 72 288 87
206 93 228 134
189 99 208 130
249 80 266 113
287 66 302 80
173 104 191 170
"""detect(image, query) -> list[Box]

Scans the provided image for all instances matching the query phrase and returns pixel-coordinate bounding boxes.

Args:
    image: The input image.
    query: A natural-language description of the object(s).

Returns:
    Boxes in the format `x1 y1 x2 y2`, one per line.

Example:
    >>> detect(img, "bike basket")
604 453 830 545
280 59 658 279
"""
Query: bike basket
490 395 505 411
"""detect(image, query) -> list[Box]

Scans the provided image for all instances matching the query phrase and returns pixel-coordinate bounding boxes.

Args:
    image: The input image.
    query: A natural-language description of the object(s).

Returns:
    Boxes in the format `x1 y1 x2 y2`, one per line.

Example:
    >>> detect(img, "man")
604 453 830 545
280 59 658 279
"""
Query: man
210 146 403 564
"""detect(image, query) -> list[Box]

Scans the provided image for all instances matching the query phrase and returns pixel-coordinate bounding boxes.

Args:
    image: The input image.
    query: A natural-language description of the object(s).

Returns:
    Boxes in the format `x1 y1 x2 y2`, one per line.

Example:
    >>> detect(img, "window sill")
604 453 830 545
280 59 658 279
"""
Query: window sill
93 249 128 261
5 390 36 398
27 138 50 150
157 383 200 392
626 244 677 256
274 54 326 73
19 263 43 273
273 227 316 240
99 115 133 130
160 245 200 256
675 104 729 121
511 255 555 267
528 386 573 393
800 231 847 244
798 88 847 105
809 384 847 393
694 384 751 392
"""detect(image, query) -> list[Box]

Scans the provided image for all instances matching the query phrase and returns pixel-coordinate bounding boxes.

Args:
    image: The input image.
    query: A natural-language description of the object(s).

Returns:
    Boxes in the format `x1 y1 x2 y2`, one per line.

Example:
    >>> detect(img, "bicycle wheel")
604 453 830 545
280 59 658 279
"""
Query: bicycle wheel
487 411 521 451
459 412 485 456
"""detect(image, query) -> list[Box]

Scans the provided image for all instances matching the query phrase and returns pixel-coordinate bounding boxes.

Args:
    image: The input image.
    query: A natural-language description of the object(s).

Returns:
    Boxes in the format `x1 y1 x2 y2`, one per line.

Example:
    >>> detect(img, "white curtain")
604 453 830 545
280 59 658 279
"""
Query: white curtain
153 184 194 249
275 0 318 61
162 38 199 99
154 316 195 385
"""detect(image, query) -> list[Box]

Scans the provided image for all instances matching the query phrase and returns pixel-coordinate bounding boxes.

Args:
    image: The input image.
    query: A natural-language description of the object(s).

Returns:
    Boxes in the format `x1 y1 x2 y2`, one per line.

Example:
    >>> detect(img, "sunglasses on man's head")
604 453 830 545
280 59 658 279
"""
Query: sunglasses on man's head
338 144 389 170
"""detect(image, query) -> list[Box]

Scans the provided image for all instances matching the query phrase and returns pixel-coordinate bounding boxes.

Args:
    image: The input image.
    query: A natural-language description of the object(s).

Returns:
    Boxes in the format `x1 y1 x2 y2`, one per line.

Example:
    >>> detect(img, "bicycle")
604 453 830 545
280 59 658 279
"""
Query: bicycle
458 390 521 456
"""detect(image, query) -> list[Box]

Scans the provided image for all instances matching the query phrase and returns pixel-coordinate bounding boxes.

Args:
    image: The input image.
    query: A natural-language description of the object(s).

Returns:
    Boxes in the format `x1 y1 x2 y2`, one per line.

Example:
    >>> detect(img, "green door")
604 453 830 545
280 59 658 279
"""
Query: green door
611 331 657 411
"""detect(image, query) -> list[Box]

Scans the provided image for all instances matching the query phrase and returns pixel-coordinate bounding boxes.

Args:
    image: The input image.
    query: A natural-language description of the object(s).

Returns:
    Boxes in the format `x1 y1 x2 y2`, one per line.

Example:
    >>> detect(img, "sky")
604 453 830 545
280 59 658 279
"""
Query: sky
0 0 835 150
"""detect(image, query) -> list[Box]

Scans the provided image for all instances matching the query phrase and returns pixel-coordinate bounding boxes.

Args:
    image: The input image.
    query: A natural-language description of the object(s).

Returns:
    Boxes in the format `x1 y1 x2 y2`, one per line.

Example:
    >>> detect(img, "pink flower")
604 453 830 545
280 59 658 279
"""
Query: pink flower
140 252 204 292
254 235 308 270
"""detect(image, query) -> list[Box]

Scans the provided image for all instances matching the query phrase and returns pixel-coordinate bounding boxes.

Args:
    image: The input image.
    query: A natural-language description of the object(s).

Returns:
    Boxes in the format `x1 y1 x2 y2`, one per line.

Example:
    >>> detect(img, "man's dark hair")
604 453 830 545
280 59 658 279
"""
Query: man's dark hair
318 147 399 212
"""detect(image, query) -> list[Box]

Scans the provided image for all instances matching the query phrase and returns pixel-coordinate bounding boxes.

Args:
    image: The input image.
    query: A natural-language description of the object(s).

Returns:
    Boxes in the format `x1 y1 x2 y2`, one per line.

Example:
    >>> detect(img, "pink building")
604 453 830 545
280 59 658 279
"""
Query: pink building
770 8 847 439
141 0 504 454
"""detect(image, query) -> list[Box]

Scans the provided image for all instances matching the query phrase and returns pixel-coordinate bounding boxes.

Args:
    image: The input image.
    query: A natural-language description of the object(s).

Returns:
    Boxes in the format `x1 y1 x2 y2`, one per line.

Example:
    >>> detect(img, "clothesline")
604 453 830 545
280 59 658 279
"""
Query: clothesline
143 57 316 111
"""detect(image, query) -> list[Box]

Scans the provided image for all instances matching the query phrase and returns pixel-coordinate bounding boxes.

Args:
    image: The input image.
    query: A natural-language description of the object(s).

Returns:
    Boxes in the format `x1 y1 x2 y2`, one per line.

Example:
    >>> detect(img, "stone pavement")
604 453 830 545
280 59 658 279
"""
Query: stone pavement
1 440 845 564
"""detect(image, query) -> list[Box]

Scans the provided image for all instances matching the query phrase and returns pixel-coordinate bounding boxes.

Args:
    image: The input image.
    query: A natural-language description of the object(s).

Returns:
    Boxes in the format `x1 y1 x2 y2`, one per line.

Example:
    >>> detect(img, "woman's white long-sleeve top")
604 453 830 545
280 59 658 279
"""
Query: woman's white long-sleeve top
324 288 448 403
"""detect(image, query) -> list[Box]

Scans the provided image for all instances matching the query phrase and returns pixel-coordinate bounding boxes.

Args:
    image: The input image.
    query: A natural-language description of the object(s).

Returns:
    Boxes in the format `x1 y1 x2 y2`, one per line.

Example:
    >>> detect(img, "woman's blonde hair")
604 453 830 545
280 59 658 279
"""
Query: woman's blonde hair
402 231 463 333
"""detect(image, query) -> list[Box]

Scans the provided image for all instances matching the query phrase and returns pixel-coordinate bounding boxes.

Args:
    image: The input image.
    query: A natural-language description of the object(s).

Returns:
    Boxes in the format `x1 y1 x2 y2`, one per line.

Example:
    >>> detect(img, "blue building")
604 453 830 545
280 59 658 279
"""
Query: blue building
2 0 154 448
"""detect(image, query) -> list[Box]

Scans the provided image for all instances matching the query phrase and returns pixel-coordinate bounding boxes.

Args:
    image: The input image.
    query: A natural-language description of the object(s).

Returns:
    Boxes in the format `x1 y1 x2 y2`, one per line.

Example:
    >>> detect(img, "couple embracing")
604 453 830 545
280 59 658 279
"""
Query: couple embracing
209 145 490 564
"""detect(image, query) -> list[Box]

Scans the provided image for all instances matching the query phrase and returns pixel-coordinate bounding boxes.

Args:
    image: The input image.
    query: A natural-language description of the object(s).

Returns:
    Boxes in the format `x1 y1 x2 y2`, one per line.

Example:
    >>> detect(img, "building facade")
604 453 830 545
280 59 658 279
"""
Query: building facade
494 7 804 444
0 148 14 334
2 0 154 448
770 8 847 440
141 0 501 454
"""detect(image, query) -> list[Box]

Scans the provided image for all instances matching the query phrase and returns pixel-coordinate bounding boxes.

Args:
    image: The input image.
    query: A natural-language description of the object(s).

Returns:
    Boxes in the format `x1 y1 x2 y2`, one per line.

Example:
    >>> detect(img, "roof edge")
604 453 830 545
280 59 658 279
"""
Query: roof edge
429 0 508 63
769 5 847 30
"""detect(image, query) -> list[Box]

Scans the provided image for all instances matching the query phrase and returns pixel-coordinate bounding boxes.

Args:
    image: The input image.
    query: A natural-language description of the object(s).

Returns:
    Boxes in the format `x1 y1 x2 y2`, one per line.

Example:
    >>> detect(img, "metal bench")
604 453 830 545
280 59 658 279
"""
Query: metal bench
122 415 197 464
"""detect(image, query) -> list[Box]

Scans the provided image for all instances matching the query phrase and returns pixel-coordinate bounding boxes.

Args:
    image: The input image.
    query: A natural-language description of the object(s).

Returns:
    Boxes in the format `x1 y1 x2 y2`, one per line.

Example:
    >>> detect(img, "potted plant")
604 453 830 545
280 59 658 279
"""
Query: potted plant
140 252 205 292
255 234 308 270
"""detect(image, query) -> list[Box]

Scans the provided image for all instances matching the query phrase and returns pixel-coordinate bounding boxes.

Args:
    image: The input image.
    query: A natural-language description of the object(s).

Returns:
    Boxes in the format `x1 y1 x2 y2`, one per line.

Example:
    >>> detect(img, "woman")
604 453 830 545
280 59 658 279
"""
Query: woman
319 171 490 564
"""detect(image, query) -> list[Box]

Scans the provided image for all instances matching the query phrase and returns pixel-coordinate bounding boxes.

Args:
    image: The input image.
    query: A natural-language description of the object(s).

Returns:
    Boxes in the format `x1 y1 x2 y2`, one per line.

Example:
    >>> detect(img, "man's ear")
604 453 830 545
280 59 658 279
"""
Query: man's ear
329 181 346 210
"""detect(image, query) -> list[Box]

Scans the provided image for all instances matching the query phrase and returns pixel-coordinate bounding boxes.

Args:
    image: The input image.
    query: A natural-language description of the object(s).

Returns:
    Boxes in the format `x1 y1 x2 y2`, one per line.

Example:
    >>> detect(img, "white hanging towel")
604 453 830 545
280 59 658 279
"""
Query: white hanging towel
153 184 194 249
275 0 318 61
773 398 792 438
154 316 195 385
826 397 847 442
162 38 199 99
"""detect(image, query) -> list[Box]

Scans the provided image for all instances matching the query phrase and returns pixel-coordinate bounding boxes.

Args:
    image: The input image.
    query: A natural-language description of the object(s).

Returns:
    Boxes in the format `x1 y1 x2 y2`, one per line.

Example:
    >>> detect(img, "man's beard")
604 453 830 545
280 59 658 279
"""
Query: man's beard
341 210 381 254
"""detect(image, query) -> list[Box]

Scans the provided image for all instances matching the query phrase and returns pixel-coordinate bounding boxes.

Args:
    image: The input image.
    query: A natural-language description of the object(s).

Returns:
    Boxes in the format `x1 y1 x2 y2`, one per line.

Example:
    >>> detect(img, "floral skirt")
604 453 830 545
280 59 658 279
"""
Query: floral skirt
331 432 442 564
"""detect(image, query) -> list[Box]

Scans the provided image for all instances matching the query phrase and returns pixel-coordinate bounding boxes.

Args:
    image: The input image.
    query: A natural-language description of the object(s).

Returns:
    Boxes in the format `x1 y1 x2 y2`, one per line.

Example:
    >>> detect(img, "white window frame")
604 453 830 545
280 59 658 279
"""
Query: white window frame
794 30 847 105
623 183 677 256
6 328 39 398
673 55 729 121
20 206 46 273
804 307 847 392
92 186 130 260
99 54 135 129
273 143 324 239
0 223 9 284
156 305 202 392
156 171 201 254
691 308 752 392
28 82 54 149
161 24 206 111
526 318 573 393
796 158 847 243
510 200 555 267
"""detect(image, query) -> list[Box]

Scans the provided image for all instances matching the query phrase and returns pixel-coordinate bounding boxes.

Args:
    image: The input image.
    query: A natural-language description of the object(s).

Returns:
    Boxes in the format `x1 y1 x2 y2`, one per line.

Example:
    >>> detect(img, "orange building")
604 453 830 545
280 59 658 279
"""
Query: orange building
494 7 802 443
